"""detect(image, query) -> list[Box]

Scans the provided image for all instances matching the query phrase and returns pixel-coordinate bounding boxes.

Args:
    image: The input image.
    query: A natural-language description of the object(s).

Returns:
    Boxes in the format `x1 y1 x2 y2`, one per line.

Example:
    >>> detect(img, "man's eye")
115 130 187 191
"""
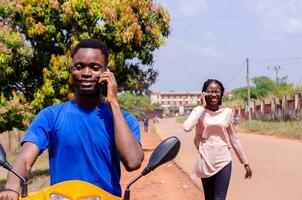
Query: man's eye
91 65 101 71
74 64 84 70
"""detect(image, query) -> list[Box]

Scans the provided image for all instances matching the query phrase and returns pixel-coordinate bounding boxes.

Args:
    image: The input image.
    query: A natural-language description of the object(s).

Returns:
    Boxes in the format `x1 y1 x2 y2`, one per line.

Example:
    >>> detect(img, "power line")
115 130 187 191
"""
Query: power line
224 61 246 88
252 54 302 63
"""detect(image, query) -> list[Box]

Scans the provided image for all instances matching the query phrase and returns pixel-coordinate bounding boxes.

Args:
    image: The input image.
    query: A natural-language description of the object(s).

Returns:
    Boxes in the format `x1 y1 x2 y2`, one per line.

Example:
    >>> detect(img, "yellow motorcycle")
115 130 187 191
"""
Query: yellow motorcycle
0 136 180 200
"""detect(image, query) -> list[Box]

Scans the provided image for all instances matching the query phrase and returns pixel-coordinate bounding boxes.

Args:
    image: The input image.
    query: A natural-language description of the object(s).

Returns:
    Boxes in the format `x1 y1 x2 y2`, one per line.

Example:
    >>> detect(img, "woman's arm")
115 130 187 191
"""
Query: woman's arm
183 106 204 132
227 110 252 179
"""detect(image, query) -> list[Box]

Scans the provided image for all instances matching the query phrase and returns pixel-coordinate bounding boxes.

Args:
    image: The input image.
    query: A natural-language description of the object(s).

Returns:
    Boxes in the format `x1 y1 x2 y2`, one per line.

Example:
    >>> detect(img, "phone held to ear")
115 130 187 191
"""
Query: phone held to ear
100 67 108 97
100 81 107 97
205 94 210 102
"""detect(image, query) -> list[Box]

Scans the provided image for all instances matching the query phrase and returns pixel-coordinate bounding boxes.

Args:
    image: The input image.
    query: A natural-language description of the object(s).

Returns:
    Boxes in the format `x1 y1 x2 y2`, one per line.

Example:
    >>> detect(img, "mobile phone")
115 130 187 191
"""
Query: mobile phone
100 67 108 97
100 81 107 97
205 94 210 102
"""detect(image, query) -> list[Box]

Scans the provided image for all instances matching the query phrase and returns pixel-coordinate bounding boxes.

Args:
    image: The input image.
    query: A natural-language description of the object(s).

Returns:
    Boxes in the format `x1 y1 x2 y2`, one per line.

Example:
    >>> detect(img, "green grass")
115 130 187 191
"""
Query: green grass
237 120 302 140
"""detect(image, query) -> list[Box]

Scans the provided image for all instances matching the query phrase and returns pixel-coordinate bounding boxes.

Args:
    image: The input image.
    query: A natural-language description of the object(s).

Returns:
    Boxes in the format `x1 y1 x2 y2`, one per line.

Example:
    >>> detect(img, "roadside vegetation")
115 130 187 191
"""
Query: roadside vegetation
237 120 302 140
225 75 302 140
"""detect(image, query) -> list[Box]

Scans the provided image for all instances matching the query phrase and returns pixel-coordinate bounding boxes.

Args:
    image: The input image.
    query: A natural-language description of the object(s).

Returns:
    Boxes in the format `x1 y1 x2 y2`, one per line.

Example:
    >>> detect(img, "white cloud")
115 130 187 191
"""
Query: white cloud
286 18 302 33
250 0 302 40
177 0 208 18
197 46 220 58
193 29 215 41
160 36 221 60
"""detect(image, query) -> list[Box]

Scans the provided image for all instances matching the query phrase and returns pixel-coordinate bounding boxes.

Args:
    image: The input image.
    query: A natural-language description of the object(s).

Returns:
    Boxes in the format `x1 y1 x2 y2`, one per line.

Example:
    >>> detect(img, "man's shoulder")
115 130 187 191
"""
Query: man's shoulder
39 101 73 115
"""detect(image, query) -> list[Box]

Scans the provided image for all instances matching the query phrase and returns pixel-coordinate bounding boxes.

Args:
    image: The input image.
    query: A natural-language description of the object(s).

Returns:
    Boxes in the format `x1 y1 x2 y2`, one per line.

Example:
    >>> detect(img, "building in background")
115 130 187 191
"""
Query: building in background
150 91 201 116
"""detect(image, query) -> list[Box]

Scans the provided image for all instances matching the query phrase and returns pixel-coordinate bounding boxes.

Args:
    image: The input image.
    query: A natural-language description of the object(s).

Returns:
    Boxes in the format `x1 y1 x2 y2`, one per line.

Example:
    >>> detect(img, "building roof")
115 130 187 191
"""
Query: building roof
150 91 201 95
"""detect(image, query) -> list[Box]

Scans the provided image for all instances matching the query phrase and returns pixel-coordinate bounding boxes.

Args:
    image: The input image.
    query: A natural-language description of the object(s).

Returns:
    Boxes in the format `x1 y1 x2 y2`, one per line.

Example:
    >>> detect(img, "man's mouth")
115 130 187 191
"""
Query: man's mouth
78 80 96 87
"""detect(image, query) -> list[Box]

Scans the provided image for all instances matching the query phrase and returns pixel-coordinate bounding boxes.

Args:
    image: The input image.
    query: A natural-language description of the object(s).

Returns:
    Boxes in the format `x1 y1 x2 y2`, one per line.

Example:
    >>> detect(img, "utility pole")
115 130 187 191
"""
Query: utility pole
268 65 281 83
246 58 252 121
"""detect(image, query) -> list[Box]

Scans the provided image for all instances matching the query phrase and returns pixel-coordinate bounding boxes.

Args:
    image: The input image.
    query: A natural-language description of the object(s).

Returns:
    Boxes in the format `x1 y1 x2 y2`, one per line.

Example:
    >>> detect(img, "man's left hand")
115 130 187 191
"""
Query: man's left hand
99 70 118 104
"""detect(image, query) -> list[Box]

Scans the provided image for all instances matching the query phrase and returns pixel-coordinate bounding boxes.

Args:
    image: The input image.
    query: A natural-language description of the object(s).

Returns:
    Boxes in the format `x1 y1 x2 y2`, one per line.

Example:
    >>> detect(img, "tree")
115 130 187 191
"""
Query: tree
232 76 296 101
251 76 275 99
272 76 295 99
118 92 152 118
0 25 33 99
233 87 257 101
0 92 33 152
0 0 170 111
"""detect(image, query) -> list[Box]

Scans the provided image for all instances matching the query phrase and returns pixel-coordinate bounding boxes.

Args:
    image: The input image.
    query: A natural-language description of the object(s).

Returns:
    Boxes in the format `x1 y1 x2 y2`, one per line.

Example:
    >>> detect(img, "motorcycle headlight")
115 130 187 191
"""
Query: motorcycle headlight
50 193 71 200
79 197 101 200
50 193 100 200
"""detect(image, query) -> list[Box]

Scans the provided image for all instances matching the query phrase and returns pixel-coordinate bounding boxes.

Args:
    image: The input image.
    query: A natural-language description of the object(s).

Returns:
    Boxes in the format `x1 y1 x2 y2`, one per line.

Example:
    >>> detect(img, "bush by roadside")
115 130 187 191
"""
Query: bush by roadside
237 120 302 140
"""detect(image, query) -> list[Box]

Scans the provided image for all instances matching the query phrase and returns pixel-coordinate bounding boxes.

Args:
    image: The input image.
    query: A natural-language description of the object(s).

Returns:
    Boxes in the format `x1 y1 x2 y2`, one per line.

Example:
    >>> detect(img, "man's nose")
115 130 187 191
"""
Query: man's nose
81 66 92 76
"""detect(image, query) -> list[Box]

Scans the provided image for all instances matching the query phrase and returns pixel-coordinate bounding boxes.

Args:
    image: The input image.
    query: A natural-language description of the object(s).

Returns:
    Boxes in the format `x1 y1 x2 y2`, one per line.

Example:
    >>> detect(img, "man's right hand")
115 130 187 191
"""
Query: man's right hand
0 190 19 200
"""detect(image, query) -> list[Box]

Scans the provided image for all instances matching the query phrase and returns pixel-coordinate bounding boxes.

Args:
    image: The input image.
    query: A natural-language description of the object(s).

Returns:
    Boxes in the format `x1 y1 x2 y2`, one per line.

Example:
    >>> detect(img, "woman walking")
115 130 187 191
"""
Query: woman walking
183 79 252 200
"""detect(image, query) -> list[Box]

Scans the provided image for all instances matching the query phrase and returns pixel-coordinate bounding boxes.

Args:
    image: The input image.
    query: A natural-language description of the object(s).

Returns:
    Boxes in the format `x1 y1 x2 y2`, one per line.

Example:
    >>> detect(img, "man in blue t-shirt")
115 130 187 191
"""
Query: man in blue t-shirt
0 39 144 199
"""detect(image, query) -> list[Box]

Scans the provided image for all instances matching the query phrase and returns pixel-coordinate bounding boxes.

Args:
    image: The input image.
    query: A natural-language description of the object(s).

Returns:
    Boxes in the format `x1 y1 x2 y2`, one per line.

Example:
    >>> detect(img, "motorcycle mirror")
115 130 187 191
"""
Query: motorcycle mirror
0 144 8 166
141 136 180 176
123 136 181 200
0 143 28 197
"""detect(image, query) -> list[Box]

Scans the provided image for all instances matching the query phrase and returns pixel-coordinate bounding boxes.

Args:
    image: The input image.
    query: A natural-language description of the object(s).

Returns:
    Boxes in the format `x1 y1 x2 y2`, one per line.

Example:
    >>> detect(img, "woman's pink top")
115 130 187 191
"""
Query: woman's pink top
183 106 248 178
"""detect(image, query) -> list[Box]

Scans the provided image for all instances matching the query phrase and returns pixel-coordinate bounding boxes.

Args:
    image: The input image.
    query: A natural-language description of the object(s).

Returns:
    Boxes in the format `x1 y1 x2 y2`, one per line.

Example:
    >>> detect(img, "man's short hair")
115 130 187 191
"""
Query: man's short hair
72 38 109 65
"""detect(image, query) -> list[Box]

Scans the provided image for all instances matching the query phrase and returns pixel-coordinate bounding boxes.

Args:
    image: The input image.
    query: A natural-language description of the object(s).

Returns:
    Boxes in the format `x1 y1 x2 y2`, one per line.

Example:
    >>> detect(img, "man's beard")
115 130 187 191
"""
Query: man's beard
76 84 101 97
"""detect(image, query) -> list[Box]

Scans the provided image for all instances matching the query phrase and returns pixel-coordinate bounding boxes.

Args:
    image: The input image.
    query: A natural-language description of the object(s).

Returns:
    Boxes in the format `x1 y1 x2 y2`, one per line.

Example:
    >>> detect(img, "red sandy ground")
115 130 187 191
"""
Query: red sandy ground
120 130 203 200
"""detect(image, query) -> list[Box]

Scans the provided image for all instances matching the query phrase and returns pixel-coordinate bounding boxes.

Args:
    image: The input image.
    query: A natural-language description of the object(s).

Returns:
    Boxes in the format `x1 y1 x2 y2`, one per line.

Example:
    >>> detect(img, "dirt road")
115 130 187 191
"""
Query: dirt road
154 118 302 200
120 127 202 200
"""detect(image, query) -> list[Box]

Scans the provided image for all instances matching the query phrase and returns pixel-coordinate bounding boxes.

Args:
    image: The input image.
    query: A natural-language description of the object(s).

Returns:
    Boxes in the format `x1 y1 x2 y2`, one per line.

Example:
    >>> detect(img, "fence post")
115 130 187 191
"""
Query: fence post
295 93 301 111
271 98 276 120
282 94 288 120
260 100 264 113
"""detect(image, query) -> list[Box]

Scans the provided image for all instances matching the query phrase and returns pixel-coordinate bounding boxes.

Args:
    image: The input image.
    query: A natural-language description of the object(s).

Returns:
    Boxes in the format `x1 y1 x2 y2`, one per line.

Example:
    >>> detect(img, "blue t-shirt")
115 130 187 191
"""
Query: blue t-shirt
22 100 140 197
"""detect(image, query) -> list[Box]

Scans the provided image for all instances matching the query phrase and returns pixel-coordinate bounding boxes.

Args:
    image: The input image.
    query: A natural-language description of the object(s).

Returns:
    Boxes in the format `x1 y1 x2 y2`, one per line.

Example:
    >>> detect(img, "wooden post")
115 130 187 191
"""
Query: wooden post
295 93 301 111
260 100 264 113
271 98 276 120
246 58 252 120
282 94 288 120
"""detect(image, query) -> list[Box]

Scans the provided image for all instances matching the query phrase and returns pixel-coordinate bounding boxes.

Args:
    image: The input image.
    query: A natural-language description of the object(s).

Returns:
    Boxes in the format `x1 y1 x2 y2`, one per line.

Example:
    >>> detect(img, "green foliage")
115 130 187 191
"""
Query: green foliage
251 76 275 99
0 92 34 133
118 92 152 118
232 76 296 100
151 102 161 108
0 0 170 111
272 76 296 99
238 120 302 140
0 26 33 99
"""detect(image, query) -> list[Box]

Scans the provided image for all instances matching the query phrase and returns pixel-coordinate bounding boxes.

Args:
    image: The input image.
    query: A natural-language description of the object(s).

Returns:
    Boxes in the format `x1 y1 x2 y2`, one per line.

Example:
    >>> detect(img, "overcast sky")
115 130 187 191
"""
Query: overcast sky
150 0 302 92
